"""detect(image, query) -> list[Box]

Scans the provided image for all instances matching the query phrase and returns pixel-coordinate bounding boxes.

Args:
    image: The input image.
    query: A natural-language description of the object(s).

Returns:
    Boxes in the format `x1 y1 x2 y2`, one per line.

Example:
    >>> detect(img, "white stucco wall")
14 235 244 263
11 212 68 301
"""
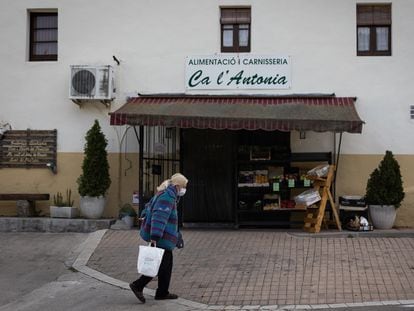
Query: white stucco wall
1 0 414 154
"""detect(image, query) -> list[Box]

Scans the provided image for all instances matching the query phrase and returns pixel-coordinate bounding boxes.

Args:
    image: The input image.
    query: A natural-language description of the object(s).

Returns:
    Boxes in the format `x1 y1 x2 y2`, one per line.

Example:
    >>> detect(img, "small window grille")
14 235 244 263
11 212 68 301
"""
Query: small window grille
410 105 414 120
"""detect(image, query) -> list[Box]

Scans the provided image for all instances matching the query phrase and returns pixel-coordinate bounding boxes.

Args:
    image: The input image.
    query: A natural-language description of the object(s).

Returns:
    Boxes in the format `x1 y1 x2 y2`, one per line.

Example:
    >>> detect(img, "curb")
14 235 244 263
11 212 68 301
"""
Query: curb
72 229 414 310
288 229 414 239
72 229 128 289
71 229 208 310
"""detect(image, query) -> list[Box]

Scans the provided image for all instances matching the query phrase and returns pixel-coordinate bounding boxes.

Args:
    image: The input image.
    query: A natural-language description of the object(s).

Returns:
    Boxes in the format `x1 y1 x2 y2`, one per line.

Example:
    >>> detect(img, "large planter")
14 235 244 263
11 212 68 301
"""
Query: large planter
369 205 397 229
50 206 79 218
80 196 106 219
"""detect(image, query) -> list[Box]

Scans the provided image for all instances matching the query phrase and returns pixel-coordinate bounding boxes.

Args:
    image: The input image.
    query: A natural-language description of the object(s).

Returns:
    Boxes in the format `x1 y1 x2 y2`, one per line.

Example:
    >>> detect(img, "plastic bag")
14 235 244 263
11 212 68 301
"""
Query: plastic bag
137 244 165 277
346 215 361 231
307 164 330 177
359 216 369 226
294 189 321 206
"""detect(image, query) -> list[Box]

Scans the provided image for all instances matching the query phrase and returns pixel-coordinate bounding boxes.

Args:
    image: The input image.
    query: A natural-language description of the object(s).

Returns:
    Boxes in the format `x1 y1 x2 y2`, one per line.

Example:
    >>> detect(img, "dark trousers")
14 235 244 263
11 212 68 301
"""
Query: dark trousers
133 250 173 297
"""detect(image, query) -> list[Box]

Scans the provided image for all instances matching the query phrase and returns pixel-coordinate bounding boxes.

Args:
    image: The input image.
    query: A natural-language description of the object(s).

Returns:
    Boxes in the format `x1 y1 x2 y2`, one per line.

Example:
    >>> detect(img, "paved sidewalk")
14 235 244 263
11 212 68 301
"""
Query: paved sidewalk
87 229 414 308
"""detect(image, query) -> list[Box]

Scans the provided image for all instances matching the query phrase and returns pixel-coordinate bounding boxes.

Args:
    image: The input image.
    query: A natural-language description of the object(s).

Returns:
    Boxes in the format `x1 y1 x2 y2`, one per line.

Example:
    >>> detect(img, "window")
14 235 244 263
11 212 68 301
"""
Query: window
357 4 391 56
29 12 58 61
220 8 251 53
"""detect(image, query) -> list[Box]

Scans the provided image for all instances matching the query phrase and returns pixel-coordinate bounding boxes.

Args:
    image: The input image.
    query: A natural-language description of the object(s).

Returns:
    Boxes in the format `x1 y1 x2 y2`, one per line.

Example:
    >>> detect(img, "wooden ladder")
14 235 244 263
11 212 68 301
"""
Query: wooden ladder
303 165 342 233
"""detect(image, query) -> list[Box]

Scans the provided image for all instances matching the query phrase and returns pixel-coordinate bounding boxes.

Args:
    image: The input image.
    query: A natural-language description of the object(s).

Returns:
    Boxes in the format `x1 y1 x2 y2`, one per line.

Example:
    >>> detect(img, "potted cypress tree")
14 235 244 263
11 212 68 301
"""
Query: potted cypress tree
365 150 405 229
77 120 111 219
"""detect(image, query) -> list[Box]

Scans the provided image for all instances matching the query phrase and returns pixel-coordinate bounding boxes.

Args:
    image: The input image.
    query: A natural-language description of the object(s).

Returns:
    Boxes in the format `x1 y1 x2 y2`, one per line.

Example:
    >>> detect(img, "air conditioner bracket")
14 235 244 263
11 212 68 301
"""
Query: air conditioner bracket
71 99 111 109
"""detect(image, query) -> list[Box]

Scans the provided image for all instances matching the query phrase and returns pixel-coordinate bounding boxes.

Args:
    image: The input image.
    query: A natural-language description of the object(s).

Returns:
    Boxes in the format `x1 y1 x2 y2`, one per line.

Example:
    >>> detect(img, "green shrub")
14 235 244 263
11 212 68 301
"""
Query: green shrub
365 150 405 207
119 203 137 218
77 120 111 197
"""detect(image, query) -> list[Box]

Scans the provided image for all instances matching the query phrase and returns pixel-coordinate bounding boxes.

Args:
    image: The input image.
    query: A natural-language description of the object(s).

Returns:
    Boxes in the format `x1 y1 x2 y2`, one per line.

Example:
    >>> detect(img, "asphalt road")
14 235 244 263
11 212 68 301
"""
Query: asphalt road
0 232 87 306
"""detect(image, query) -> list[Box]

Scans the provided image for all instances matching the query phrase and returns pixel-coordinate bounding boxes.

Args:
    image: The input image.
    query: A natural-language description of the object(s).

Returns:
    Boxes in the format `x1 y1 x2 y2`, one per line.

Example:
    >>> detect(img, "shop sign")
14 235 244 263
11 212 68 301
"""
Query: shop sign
0 130 57 169
185 54 291 90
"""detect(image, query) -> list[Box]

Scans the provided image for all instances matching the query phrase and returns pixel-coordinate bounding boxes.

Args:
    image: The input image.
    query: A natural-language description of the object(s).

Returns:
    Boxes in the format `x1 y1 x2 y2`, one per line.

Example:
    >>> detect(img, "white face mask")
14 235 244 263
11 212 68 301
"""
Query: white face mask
178 188 187 196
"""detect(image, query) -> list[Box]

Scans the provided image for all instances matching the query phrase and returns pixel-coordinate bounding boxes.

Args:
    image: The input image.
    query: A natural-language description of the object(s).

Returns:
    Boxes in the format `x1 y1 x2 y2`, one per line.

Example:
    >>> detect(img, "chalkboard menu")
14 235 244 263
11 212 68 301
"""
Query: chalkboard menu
0 130 57 169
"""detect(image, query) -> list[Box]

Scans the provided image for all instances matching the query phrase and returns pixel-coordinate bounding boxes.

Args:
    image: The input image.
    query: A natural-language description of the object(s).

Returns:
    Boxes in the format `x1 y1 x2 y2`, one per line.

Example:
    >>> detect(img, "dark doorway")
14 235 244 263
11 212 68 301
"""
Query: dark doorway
181 129 236 223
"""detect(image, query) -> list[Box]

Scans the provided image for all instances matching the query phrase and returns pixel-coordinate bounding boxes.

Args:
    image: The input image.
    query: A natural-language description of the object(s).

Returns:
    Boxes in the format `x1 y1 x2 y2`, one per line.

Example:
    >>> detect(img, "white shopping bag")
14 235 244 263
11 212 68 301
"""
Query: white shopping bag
137 244 165 277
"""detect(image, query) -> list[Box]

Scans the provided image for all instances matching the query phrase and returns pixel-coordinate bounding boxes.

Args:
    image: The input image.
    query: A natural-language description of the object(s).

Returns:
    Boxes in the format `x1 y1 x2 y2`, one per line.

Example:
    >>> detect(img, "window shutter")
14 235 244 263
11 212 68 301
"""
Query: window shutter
373 5 391 25
357 5 374 25
236 9 251 23
357 5 391 26
221 8 251 24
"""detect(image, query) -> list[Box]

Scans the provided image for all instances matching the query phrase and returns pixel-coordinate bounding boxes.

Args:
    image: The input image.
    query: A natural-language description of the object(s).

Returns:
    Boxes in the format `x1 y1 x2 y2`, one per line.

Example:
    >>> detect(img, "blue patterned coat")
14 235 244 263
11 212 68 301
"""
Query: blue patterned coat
140 185 179 250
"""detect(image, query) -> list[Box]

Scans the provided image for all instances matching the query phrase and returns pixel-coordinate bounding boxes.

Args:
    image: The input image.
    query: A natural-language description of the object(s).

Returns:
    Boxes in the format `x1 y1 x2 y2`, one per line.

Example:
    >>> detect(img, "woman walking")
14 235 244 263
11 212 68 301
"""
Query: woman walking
129 173 188 303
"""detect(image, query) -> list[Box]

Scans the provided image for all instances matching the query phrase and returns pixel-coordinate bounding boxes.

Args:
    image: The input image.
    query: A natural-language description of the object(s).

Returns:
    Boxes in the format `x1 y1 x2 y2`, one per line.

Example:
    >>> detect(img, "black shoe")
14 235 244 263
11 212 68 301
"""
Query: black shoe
129 283 145 303
155 293 178 300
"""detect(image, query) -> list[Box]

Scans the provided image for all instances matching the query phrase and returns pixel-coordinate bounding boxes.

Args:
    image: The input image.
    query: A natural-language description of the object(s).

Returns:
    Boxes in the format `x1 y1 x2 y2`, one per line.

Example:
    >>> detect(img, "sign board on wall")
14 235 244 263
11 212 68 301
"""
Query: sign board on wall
185 54 291 90
0 130 57 169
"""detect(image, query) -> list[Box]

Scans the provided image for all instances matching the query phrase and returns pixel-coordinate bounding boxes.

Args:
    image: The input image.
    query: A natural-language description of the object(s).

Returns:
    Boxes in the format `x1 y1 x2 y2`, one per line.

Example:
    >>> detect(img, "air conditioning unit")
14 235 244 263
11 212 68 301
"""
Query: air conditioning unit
69 65 115 101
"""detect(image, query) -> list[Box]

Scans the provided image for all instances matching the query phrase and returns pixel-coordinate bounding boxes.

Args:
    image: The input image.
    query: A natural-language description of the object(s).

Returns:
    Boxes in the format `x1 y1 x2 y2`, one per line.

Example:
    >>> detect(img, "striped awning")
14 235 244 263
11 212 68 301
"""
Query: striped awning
110 95 364 133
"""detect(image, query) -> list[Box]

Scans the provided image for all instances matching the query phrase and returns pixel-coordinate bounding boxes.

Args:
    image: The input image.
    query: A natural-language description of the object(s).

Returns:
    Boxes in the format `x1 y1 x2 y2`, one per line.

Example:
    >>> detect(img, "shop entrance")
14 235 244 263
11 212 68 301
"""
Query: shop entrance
180 129 292 226
111 95 364 228
181 129 236 224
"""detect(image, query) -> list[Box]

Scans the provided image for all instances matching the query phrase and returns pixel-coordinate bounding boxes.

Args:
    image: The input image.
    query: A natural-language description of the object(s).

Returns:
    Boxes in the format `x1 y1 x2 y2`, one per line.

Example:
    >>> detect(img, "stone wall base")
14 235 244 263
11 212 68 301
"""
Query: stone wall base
0 217 116 233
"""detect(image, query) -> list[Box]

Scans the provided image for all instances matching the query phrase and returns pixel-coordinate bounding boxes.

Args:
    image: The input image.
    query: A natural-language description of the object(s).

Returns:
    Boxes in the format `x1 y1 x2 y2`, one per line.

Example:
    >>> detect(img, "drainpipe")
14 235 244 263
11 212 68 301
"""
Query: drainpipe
333 132 343 199
134 126 144 214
